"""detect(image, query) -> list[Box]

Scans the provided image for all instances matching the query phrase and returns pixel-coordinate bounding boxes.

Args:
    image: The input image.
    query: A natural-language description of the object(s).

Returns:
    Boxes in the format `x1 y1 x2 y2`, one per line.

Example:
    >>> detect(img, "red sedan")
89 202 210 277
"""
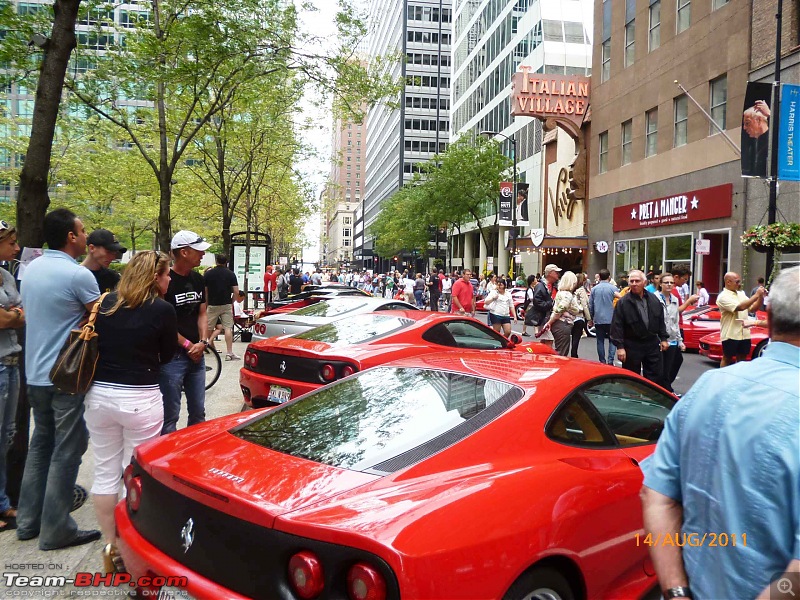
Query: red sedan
117 351 674 600
240 310 554 408
698 328 770 361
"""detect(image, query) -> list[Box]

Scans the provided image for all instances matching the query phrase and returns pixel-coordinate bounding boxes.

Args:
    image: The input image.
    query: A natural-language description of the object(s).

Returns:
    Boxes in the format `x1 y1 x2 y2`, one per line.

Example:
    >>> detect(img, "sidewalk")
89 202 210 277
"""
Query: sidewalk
0 340 249 598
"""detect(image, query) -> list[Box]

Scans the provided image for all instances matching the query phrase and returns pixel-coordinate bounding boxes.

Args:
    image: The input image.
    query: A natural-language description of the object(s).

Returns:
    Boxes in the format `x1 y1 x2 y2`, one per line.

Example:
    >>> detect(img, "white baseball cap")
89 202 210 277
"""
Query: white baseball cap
171 230 211 251
544 264 563 275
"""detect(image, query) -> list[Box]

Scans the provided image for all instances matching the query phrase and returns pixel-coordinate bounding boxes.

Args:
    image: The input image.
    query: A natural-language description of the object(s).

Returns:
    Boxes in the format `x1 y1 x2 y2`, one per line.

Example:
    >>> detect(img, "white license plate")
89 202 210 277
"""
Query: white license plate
267 384 292 404
157 586 194 600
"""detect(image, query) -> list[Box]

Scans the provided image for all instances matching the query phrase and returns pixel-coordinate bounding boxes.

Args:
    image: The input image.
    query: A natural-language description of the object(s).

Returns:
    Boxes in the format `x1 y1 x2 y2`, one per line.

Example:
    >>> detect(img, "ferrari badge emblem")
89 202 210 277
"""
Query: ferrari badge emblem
181 518 194 553
279 360 286 374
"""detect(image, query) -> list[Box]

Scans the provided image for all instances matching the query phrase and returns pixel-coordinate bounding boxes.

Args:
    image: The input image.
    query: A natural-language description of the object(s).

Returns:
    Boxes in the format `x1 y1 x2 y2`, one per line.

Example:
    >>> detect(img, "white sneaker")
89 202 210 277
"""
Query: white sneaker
226 353 241 361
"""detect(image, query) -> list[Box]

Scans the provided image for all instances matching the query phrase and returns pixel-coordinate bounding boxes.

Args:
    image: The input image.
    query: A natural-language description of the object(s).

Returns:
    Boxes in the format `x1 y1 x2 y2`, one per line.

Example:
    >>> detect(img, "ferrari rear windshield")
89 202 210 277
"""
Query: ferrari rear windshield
294 314 412 347
289 300 367 317
233 367 520 472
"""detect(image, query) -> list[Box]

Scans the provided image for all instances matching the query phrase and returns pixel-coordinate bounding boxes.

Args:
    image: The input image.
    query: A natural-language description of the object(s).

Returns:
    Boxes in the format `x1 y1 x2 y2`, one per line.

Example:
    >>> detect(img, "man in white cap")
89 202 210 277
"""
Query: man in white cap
530 264 561 348
160 230 210 434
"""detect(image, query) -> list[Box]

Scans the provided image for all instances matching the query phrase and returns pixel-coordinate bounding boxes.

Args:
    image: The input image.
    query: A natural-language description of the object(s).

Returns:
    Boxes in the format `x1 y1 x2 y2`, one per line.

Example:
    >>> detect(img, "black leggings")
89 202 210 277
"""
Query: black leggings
570 320 584 358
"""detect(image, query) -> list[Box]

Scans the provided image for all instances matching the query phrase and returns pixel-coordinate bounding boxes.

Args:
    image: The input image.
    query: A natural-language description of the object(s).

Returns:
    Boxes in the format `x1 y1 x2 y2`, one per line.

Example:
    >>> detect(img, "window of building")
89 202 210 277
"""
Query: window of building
599 131 609 173
645 108 658 157
674 96 688 147
677 0 690 33
624 21 635 67
343 228 351 237
601 40 611 83
709 75 727 135
543 20 563 41
621 120 633 165
712 0 729 9
343 217 352 225
649 1 661 51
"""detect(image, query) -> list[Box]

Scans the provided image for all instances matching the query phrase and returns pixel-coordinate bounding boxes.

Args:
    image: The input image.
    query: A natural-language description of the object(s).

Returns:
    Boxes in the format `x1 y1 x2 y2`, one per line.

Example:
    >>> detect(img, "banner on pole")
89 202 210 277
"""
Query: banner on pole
499 182 530 227
778 82 800 181
741 82 773 179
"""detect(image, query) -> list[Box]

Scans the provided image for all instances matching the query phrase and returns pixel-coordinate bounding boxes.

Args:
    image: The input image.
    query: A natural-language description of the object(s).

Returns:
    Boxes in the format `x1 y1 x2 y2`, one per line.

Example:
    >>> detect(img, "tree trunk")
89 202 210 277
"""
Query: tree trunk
16 0 82 248
158 171 171 252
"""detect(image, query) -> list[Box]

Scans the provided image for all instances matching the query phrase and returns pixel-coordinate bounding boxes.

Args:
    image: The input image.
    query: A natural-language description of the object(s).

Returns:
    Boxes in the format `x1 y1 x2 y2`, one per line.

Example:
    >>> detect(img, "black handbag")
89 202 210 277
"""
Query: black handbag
49 293 108 394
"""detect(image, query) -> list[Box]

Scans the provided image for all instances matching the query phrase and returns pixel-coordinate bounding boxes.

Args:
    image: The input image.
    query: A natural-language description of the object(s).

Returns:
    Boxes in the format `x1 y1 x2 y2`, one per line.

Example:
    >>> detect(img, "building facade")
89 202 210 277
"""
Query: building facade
361 0 453 271
587 0 799 296
449 0 593 277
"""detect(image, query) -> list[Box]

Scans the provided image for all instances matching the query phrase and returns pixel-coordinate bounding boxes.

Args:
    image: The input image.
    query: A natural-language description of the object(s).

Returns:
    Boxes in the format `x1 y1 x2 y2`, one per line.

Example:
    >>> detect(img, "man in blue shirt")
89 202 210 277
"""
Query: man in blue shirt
589 268 619 364
640 265 799 600
17 208 101 549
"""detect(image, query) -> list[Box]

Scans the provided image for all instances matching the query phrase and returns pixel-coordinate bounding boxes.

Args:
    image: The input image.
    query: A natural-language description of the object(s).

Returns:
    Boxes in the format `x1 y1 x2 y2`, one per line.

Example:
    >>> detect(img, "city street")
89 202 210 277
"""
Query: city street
0 326 717 597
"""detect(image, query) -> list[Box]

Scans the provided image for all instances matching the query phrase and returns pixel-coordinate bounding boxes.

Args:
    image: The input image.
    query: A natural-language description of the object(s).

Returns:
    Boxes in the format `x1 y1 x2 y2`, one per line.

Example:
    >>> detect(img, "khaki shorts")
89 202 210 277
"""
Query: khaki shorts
208 304 234 330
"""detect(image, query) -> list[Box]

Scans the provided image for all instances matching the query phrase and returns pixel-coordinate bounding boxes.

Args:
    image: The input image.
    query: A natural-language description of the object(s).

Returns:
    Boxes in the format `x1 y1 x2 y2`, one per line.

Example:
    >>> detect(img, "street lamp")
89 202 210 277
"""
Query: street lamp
479 130 517 279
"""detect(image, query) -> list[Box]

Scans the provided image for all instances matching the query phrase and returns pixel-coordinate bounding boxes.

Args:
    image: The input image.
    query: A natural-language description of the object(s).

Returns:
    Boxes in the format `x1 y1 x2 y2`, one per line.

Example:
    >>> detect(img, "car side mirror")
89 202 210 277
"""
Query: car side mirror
509 333 522 345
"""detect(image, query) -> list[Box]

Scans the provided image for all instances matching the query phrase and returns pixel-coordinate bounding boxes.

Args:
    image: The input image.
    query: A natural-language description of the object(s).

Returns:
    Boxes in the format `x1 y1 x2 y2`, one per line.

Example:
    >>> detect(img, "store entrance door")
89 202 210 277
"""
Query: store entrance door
698 231 729 303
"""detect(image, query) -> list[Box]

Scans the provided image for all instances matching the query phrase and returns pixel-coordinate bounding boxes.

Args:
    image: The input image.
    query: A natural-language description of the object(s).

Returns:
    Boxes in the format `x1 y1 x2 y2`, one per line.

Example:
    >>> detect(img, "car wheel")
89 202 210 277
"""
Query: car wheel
584 322 596 338
504 567 575 600
753 340 769 359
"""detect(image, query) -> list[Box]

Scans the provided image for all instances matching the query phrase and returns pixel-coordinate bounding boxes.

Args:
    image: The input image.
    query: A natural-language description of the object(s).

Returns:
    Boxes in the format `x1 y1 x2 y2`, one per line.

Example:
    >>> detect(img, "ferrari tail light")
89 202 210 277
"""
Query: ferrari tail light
320 364 336 382
288 551 325 599
347 563 386 600
124 465 142 512
341 364 357 378
245 350 258 368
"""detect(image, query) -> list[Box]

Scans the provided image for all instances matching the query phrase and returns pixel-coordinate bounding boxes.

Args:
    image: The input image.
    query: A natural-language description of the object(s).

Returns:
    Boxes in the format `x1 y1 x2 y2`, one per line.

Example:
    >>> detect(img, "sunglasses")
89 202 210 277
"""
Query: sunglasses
176 236 204 248
0 221 9 231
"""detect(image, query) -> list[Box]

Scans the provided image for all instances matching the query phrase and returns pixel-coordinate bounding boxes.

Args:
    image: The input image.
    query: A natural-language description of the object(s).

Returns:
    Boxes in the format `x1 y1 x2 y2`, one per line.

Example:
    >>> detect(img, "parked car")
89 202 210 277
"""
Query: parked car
261 285 370 315
117 351 674 600
251 296 417 341
241 310 555 407
698 327 770 362
681 305 767 350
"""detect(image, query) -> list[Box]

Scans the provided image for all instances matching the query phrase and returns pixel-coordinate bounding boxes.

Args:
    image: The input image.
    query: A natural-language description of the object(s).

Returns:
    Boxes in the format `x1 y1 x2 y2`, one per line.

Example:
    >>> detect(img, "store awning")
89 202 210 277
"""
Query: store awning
506 236 589 251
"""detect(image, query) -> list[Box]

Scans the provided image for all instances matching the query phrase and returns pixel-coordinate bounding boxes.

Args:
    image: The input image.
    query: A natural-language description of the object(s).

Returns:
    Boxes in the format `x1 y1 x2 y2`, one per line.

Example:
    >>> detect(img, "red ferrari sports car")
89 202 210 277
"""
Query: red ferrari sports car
117 351 674 600
681 305 768 351
240 310 554 408
698 328 770 361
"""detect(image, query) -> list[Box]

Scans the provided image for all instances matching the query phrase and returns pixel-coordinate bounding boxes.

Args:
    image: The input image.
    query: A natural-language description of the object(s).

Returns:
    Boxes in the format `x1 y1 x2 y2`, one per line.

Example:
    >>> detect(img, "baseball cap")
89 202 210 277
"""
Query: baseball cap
87 229 126 253
544 264 562 275
171 230 211 251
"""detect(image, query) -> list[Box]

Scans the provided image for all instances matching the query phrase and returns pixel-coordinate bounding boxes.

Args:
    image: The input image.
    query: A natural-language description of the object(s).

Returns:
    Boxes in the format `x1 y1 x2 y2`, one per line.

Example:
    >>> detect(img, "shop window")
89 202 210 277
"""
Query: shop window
624 21 635 67
645 108 658 157
677 0 690 33
621 120 633 165
710 75 727 135
649 1 661 51
674 96 688 148
646 238 664 274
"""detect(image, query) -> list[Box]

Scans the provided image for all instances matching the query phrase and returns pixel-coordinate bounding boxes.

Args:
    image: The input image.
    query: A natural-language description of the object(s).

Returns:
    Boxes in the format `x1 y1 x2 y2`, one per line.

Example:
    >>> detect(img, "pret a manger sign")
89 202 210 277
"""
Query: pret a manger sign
613 184 733 232
511 68 590 130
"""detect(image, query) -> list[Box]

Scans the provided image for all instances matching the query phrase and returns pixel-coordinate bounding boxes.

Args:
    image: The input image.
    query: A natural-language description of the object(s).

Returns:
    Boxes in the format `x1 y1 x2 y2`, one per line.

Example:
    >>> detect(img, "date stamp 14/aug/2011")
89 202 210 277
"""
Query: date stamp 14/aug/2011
635 532 748 547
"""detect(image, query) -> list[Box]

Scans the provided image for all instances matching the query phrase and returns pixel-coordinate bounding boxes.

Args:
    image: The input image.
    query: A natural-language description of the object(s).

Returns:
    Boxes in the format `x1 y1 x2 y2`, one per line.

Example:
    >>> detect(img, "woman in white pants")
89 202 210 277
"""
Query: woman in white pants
84 251 177 572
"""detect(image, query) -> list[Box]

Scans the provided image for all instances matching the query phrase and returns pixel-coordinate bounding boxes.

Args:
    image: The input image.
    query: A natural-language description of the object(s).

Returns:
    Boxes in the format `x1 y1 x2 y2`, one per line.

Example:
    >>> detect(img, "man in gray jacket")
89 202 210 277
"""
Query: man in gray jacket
589 269 618 364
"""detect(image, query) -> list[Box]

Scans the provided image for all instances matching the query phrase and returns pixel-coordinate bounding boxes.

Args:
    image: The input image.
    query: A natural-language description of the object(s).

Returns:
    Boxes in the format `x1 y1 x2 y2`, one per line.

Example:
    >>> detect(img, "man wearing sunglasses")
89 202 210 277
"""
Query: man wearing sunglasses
160 230 210 434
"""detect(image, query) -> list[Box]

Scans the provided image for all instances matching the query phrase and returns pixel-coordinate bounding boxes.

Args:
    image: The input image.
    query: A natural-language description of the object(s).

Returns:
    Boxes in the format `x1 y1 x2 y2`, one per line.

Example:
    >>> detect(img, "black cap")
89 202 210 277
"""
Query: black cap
87 229 126 253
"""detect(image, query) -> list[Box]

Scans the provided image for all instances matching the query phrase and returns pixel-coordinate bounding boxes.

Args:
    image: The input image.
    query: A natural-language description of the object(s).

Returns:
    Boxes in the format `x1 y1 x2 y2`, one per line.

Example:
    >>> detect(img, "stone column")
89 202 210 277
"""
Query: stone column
463 231 474 273
478 232 488 275
497 228 509 277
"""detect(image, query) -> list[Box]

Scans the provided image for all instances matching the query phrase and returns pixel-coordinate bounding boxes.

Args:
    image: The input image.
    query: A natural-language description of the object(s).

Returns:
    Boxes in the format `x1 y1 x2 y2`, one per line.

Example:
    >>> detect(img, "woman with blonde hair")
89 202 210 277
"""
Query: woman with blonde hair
84 251 177 572
541 270 583 356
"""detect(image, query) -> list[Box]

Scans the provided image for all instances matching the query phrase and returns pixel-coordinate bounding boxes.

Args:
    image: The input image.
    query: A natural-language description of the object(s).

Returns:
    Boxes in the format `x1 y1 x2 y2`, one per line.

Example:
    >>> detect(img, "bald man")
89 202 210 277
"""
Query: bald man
717 272 765 367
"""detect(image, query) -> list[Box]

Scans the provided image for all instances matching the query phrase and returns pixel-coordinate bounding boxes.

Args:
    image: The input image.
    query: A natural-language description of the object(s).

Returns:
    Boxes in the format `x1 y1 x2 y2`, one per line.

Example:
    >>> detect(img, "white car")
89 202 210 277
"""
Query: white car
251 296 418 341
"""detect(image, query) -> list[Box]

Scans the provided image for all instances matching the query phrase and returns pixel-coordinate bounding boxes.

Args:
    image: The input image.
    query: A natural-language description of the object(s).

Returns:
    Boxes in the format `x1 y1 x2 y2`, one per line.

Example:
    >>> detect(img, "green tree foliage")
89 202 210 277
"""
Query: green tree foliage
369 136 512 257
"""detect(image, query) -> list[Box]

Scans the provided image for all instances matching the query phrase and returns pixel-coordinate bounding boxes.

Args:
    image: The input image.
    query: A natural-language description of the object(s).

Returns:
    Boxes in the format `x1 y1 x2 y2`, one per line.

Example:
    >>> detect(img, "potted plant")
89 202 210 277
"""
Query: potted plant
741 222 800 254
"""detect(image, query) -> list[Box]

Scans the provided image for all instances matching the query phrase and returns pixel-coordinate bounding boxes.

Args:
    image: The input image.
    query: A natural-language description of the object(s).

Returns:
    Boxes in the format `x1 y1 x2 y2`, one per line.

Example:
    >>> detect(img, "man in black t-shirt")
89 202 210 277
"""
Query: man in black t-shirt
204 253 240 361
160 230 210 434
289 268 303 294
82 229 126 292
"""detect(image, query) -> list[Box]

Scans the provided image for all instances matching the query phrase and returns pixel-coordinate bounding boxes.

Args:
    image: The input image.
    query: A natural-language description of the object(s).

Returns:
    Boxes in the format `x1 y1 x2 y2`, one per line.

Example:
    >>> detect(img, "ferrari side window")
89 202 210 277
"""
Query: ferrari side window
582 378 675 446
546 397 614 447
440 321 507 350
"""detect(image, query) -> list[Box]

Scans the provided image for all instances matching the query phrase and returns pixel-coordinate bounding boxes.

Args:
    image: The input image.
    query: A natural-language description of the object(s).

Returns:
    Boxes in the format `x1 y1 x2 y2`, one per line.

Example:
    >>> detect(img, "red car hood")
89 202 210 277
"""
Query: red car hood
134 413 378 529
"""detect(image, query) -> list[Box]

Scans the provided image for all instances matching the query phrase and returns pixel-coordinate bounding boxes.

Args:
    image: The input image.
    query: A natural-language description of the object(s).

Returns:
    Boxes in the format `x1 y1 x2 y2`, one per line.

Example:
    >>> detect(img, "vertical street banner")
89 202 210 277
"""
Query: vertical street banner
741 82 773 178
778 82 800 181
499 181 514 226
499 181 530 227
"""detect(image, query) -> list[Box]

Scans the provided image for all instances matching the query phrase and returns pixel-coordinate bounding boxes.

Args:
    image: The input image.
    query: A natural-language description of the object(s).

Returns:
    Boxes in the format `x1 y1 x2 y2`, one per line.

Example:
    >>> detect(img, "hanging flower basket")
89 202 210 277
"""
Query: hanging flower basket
741 223 800 253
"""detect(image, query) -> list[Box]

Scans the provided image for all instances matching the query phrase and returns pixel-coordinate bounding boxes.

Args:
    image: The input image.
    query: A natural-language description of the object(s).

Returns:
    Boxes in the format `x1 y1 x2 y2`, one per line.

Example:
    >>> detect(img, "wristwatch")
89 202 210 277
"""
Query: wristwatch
664 586 693 599
201 339 210 347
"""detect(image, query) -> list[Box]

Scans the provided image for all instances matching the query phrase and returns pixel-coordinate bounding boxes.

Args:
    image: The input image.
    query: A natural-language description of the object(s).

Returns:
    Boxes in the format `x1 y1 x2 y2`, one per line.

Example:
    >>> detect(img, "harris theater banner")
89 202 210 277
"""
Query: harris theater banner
778 83 800 181
741 82 773 178
499 182 530 227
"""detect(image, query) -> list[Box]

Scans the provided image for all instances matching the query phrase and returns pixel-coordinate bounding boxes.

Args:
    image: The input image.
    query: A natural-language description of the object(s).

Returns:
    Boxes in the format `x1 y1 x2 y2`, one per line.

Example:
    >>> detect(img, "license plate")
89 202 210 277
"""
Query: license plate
157 586 194 600
268 384 292 404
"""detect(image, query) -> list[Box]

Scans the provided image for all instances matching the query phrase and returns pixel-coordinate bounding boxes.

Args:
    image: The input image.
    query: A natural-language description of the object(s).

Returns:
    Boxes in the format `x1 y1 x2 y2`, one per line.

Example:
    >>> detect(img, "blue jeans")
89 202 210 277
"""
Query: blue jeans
159 351 206 434
414 290 424 307
0 364 19 514
595 324 617 364
16 385 89 548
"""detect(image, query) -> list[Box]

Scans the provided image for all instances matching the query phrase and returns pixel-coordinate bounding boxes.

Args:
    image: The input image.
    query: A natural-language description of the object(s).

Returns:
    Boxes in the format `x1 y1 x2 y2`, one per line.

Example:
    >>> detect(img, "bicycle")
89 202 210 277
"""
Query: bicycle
204 345 222 390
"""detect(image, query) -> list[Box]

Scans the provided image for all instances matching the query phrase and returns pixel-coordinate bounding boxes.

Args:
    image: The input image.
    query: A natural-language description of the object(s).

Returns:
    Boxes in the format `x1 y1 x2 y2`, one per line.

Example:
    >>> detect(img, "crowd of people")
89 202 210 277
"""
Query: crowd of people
0 209 244 577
